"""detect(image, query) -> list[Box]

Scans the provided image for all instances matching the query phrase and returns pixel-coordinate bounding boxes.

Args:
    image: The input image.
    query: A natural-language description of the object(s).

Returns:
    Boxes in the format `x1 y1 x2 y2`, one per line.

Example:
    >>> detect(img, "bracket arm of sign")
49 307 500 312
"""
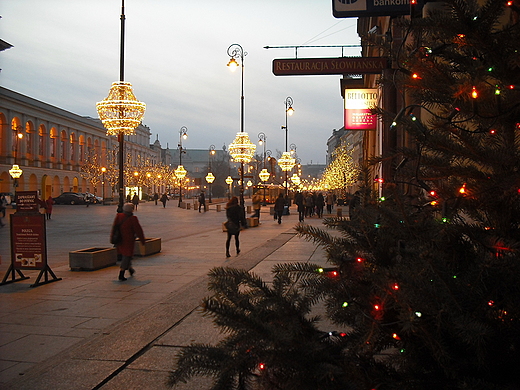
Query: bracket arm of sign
0 191 62 288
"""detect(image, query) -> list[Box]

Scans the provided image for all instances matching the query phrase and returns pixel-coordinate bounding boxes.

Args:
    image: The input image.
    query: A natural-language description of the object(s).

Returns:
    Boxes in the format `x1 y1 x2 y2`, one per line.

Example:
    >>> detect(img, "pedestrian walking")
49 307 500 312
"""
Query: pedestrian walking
305 192 314 218
132 193 139 210
198 191 206 212
316 192 325 218
252 191 262 220
274 193 285 224
326 192 334 214
110 203 146 281
153 192 159 206
225 196 246 257
160 193 168 208
294 191 305 222
0 195 6 227
45 196 54 220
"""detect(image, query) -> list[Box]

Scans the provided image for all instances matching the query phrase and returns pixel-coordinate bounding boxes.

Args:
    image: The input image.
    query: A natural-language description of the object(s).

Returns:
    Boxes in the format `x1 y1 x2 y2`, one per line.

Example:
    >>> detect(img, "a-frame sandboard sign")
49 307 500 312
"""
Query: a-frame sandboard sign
1 191 61 288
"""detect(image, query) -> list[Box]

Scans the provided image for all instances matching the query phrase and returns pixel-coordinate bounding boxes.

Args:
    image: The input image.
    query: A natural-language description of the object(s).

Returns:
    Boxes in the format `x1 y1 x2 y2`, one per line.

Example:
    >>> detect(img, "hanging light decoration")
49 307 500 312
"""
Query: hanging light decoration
259 168 270 182
96 81 146 136
225 176 233 185
174 165 187 180
229 132 256 163
205 172 215 183
278 151 295 172
9 164 23 179
290 173 300 186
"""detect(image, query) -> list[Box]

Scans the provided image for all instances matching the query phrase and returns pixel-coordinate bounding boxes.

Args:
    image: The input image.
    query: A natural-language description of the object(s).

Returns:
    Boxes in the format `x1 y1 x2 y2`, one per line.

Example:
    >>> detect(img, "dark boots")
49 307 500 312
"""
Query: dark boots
118 270 127 281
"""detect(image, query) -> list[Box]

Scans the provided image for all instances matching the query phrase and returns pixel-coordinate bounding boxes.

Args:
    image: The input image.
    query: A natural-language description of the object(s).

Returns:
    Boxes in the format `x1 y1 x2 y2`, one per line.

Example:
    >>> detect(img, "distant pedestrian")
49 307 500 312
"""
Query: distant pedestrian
111 203 146 281
132 193 139 210
274 193 285 224
252 191 262 220
349 191 361 220
305 193 314 217
160 193 168 208
153 192 159 206
198 191 206 212
326 192 334 214
316 192 325 218
294 191 305 222
225 196 245 257
0 195 6 227
45 196 54 220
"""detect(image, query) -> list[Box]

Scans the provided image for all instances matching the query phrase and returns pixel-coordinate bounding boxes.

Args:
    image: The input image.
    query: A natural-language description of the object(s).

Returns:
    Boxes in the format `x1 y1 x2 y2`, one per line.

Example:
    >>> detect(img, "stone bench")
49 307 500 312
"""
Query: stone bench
69 247 117 271
134 237 161 256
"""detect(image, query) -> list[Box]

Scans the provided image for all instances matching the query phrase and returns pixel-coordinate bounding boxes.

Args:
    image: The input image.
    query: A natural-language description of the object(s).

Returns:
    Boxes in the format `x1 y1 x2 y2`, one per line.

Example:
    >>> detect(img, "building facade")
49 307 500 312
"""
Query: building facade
0 87 165 200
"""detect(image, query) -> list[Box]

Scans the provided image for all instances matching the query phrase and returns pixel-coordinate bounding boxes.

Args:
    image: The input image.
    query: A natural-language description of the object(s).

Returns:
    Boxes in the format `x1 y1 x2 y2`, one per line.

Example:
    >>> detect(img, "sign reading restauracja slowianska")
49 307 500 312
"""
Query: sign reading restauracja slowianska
272 57 388 76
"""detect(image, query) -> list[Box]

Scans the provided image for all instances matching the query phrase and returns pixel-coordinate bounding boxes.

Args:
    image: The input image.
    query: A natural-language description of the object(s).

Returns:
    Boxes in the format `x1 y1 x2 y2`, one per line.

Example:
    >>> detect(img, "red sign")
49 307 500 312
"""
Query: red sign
344 88 379 130
273 57 388 76
11 213 47 270
333 0 424 18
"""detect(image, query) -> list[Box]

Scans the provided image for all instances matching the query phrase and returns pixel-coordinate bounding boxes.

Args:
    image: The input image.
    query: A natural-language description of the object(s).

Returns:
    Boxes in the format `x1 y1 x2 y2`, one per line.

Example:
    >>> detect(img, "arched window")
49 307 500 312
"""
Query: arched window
60 130 67 161
50 127 57 158
38 124 46 157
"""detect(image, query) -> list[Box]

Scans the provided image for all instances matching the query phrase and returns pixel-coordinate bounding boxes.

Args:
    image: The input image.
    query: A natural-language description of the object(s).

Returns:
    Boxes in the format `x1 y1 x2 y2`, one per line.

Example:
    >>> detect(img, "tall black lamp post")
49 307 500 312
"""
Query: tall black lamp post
176 126 188 207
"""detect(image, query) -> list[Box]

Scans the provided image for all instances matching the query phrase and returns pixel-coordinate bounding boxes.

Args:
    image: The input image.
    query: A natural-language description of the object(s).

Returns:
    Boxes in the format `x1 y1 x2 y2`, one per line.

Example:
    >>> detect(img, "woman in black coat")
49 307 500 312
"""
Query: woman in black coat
225 196 246 257
274 193 286 224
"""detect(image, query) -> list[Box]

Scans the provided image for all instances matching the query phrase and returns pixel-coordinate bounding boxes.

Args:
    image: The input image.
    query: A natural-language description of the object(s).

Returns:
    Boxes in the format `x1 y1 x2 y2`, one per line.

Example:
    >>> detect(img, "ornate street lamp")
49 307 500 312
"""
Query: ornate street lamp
225 175 233 200
177 126 188 207
96 0 146 212
259 168 270 205
291 173 301 188
227 43 256 208
101 167 106 203
207 145 216 203
280 96 294 196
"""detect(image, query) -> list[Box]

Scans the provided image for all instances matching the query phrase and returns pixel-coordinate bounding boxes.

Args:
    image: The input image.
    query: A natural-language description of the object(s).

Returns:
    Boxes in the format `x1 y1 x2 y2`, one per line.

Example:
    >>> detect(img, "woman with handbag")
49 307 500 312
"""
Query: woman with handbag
225 196 246 258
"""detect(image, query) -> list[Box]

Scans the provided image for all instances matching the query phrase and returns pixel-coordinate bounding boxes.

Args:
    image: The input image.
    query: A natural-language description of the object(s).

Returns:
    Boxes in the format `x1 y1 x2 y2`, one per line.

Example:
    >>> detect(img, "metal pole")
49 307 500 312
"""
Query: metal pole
117 0 126 213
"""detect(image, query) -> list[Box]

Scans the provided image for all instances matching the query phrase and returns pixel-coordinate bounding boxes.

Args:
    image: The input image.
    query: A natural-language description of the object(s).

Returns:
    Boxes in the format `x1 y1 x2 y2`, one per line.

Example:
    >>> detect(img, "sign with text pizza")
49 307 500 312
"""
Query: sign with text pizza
333 0 424 18
272 57 388 76
344 88 379 130
11 213 47 270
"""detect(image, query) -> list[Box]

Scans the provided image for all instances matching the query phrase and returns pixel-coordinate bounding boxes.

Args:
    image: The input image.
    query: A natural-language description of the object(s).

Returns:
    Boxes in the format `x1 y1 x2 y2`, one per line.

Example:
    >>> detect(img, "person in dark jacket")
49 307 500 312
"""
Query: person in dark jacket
45 196 54 220
198 191 206 212
225 196 246 257
274 193 286 224
316 192 325 218
111 203 146 281
160 193 168 208
131 193 139 210
294 191 305 222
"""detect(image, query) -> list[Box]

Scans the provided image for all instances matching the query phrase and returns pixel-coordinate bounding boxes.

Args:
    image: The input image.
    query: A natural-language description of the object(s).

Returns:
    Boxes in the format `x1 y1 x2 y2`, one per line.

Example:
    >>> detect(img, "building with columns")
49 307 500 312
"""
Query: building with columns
0 87 165 200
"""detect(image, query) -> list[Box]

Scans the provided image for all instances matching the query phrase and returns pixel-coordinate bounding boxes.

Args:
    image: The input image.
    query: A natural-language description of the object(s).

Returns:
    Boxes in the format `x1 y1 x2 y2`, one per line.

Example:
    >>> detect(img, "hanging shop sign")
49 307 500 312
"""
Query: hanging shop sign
272 57 388 76
344 88 379 130
333 0 424 18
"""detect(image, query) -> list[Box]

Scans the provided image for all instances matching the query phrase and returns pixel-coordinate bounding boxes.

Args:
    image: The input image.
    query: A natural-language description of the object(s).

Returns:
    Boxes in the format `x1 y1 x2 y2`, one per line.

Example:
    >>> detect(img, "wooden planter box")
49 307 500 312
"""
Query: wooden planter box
247 217 259 227
134 237 161 257
69 247 117 271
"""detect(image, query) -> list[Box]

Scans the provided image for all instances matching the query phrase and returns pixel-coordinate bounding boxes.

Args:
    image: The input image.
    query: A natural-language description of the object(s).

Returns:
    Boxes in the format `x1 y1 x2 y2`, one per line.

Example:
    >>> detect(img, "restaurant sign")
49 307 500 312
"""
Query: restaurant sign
272 57 388 76
333 0 424 18
344 88 379 130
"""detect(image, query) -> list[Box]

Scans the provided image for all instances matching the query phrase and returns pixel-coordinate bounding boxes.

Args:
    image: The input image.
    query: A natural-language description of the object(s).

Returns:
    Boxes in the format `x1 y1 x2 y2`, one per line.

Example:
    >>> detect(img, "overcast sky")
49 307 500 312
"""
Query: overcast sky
1 0 360 165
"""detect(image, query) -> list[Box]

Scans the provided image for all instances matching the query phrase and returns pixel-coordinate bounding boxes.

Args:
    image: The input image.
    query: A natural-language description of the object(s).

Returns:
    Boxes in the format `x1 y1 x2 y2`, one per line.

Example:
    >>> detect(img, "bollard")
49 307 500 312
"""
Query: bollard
247 205 252 214
337 207 342 217
217 204 222 212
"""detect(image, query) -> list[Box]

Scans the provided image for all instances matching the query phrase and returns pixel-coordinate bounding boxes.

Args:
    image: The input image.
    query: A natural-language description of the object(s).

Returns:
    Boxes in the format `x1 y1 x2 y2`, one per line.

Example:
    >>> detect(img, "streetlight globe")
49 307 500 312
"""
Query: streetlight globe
227 57 239 71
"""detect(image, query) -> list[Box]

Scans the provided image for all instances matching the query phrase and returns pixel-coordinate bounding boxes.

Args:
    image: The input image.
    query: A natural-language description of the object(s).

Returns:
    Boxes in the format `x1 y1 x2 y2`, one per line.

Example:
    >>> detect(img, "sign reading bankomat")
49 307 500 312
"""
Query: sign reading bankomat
333 0 423 18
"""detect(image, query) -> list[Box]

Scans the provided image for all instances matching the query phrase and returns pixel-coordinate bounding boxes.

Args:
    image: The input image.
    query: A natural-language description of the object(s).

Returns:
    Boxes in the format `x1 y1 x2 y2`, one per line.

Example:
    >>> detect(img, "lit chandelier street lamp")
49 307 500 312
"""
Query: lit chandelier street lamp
206 145 216 203
96 0 146 212
280 96 295 196
225 175 233 200
9 131 24 192
227 43 256 207
177 126 188 207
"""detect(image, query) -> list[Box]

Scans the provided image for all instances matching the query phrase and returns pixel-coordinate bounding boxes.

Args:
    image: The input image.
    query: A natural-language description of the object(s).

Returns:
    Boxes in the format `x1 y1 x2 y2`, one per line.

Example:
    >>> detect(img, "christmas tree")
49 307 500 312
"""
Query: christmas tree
168 1 520 388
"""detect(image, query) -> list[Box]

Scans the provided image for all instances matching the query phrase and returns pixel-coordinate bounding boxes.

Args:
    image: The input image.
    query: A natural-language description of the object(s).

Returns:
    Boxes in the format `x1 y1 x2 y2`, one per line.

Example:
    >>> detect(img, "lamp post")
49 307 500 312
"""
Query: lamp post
258 132 268 204
101 166 106 203
96 0 146 213
227 43 256 208
225 175 233 200
177 126 188 207
9 131 24 193
206 145 216 203
280 97 295 196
